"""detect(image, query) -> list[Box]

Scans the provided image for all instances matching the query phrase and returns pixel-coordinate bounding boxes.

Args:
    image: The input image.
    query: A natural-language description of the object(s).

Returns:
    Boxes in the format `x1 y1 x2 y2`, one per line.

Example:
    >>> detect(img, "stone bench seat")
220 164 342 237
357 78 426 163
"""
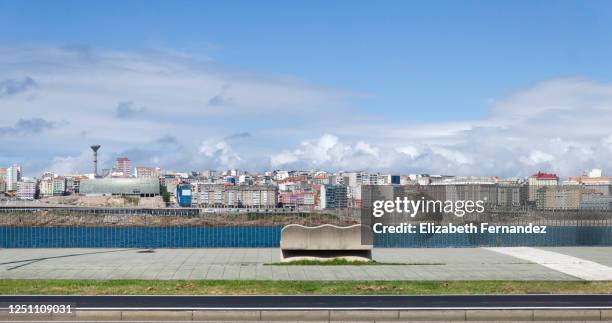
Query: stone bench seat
280 224 373 262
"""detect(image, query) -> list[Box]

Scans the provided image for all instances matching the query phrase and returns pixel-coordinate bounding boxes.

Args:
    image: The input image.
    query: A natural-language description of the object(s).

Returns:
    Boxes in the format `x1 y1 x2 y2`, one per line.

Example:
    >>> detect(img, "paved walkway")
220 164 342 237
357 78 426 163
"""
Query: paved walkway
486 247 612 281
2 247 605 281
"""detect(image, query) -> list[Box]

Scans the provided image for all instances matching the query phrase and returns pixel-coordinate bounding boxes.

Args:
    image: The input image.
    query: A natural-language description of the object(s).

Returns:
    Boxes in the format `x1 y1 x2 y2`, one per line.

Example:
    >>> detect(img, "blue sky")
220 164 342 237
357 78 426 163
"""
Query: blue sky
1 1 612 176
3 0 612 120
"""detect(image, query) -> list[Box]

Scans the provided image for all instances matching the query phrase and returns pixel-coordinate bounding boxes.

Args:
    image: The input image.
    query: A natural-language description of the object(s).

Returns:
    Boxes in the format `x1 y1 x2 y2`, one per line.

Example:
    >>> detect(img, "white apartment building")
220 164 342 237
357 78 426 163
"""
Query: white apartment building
238 174 254 185
17 180 36 200
135 166 159 178
39 177 54 197
274 170 290 181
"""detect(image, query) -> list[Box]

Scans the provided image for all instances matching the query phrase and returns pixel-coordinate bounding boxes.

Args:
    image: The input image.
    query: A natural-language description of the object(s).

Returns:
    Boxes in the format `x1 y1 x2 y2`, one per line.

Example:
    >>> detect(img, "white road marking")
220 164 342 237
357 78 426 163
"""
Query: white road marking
485 247 612 281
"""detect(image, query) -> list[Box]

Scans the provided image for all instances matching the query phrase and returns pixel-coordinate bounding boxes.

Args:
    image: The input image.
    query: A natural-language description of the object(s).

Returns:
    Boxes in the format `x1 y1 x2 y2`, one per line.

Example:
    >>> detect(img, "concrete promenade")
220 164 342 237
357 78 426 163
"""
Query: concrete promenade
1 247 611 280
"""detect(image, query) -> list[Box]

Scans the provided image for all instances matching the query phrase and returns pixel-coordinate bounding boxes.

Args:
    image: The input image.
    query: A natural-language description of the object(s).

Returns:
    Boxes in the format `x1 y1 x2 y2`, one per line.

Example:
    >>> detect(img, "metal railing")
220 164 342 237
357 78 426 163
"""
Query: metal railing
1 207 611 248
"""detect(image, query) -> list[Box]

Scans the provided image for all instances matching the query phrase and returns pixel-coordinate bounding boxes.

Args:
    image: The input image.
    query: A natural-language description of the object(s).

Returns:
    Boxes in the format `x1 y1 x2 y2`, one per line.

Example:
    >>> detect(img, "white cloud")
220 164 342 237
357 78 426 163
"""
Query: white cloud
47 149 108 175
520 150 555 166
270 152 299 167
271 134 399 171
198 140 242 169
430 147 474 165
355 141 379 157
396 146 420 159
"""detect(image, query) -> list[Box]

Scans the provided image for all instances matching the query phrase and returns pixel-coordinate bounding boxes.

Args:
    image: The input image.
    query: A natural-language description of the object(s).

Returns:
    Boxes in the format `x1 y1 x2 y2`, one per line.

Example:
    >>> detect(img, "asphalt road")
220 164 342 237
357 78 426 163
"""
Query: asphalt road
1 294 612 309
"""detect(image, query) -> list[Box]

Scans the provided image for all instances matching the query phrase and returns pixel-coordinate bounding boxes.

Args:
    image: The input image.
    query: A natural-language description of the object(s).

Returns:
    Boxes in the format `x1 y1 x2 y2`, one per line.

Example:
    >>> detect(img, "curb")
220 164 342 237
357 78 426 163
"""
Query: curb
0 309 610 321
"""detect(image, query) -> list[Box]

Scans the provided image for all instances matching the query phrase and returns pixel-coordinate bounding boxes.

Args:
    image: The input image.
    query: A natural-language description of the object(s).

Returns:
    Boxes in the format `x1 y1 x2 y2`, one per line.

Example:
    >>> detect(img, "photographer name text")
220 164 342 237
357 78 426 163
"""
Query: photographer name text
372 222 548 234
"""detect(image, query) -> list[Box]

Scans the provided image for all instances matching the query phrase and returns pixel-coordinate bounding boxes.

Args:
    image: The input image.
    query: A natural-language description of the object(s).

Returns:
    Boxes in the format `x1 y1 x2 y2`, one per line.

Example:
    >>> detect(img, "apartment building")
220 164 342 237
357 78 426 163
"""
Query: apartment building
429 176 499 206
197 184 278 208
534 184 610 210
320 184 347 209
528 171 559 203
279 191 316 209
135 166 159 178
497 182 527 207
39 177 53 197
17 180 37 200
198 184 224 207
6 164 21 191
114 157 132 177
224 186 278 208
39 175 67 197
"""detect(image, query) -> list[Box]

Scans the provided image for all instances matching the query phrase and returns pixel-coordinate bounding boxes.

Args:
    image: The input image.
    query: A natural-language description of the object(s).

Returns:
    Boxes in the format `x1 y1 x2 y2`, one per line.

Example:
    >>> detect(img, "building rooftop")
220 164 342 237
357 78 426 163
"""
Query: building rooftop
532 171 559 180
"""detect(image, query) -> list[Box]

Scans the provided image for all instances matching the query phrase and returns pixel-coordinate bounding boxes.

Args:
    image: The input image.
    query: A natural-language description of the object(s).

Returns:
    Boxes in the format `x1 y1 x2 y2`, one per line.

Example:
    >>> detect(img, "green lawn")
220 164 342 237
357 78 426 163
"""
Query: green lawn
1 280 611 295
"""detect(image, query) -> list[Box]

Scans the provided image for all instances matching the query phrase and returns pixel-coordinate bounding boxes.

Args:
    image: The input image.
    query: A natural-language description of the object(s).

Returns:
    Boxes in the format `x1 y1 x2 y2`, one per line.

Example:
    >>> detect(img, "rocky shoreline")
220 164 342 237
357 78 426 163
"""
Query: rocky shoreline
0 210 359 227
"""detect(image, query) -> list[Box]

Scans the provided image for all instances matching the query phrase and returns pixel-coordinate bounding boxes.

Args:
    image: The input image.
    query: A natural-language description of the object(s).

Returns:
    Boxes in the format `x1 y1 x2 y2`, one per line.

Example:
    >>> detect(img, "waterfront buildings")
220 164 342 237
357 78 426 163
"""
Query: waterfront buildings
39 174 67 197
196 184 278 208
279 191 316 209
64 175 86 195
135 166 159 178
427 176 499 207
534 169 612 210
320 184 348 209
0 168 6 194
16 179 37 200
6 164 21 192
113 157 132 177
226 186 278 208
528 171 559 203
389 175 401 185
199 170 217 178
176 183 193 207
39 176 53 197
497 181 527 207
3 151 612 213
536 185 586 210
581 195 612 210
568 168 612 195
573 168 609 181
196 183 224 207
274 170 290 181
79 177 160 197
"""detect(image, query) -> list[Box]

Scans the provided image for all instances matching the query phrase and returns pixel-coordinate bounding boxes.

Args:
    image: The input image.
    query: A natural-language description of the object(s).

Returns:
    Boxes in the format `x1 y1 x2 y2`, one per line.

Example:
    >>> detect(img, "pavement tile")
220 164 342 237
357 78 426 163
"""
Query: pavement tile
0 247 596 280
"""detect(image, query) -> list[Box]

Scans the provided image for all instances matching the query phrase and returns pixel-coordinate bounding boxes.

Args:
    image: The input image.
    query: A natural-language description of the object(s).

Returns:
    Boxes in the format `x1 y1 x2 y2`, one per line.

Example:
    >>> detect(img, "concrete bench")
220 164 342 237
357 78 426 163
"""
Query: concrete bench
280 224 373 262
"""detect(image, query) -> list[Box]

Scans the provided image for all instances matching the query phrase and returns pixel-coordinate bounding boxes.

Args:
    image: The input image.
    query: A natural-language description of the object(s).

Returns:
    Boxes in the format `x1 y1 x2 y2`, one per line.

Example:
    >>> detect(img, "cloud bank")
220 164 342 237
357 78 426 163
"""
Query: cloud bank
1 45 612 177
269 78 612 177
0 76 37 98
0 118 58 136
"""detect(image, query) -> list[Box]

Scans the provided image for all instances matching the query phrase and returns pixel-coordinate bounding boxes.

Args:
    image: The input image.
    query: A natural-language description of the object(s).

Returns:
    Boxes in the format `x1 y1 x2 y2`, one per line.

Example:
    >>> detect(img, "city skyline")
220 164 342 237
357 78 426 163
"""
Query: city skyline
1 153 609 182
2 1 612 177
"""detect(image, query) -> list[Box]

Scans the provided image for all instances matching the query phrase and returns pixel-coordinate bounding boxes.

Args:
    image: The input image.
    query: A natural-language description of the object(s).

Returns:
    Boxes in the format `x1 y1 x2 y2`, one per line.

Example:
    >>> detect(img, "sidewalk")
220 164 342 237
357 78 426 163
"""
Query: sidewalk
1 247 609 281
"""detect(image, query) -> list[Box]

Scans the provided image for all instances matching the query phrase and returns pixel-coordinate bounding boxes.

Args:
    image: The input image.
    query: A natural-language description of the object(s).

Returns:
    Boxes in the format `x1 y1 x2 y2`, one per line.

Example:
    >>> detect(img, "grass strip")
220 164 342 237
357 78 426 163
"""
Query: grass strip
0 280 611 295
